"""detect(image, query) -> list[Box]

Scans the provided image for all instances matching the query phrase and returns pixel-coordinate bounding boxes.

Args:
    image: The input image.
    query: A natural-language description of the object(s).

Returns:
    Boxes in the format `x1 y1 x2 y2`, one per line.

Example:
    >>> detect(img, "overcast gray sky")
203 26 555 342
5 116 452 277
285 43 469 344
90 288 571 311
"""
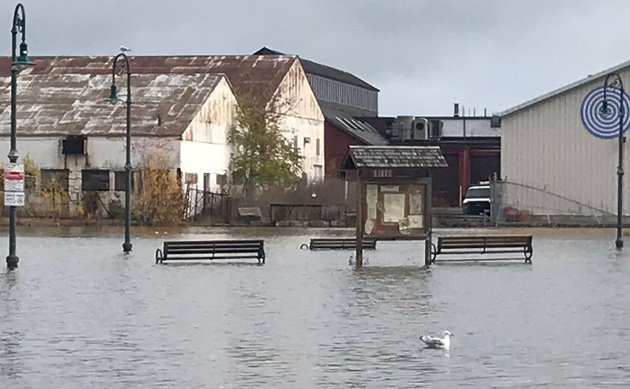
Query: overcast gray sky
4 0 630 116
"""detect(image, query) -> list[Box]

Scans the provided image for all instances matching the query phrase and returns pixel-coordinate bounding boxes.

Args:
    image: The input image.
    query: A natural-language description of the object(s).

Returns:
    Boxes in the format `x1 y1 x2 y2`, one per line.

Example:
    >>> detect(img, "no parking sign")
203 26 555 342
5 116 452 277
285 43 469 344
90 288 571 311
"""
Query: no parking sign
4 163 25 207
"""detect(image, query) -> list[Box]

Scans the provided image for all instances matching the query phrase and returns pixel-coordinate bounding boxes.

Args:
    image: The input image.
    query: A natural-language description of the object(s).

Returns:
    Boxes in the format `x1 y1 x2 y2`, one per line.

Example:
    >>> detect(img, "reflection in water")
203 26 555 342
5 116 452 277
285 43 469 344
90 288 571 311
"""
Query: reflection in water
0 271 22 381
0 228 629 386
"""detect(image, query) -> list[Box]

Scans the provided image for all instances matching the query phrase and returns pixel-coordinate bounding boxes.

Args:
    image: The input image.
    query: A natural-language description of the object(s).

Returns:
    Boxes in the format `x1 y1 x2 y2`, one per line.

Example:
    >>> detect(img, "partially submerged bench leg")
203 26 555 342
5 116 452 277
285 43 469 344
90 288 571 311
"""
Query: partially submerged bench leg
430 243 438 263
524 246 533 264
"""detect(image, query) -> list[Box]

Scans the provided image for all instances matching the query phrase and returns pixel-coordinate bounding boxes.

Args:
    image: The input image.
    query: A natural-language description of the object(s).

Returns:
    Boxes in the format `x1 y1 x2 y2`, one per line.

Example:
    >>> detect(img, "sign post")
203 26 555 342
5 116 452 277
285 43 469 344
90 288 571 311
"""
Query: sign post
4 163 25 207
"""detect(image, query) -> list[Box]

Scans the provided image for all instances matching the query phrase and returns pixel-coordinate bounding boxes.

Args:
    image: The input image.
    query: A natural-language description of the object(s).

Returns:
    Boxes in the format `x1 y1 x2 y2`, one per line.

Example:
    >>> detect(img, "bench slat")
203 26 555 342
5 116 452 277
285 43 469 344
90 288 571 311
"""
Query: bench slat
163 254 261 260
308 238 376 250
166 247 262 252
439 243 529 249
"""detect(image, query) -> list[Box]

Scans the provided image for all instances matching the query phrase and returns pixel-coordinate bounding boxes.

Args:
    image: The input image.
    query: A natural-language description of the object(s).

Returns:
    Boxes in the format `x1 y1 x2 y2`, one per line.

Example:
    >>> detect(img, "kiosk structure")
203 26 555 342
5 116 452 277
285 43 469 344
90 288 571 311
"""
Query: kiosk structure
342 146 448 267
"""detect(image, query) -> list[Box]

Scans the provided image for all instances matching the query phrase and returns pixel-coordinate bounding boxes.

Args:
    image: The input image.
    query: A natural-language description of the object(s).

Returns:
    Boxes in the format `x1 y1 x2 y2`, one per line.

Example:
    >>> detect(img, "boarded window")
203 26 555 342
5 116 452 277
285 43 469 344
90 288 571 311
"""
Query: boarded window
114 171 125 191
82 169 110 191
316 138 321 156
216 174 227 187
114 171 135 191
293 135 299 151
41 169 69 191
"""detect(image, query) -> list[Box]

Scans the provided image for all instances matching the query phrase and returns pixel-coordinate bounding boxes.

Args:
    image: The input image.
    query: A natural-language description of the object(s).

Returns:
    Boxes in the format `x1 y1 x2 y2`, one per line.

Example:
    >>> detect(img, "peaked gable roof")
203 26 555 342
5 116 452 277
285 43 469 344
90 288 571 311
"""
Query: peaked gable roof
0 69 227 137
0 55 295 102
500 59 630 117
253 47 379 92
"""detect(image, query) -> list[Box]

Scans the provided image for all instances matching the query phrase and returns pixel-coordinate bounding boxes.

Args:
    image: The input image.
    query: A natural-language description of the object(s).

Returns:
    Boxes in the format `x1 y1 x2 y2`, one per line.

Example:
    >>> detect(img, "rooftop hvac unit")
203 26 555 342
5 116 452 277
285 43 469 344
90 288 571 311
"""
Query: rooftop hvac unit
412 117 429 140
392 115 414 141
429 119 443 140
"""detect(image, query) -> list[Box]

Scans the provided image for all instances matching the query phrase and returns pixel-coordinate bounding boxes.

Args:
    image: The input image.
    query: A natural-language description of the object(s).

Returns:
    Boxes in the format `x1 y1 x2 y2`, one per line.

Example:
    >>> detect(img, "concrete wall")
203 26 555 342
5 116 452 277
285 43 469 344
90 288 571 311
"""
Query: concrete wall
0 136 181 214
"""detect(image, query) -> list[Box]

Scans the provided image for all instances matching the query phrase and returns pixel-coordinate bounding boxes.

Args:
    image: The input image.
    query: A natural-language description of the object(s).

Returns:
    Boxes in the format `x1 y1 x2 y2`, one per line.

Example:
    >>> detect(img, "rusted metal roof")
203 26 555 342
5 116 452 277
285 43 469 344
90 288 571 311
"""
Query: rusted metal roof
0 71 225 137
0 55 295 136
344 145 448 169
1 55 295 98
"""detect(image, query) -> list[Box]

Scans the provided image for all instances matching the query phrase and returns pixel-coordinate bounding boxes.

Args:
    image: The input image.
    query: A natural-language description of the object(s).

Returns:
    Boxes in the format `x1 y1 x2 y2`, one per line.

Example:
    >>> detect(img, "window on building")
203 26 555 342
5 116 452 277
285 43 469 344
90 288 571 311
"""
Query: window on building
133 170 143 192
203 173 211 192
313 165 323 182
41 169 69 191
293 135 299 151
82 169 110 191
114 171 135 191
373 169 393 178
216 174 227 187
184 172 198 184
316 138 321 156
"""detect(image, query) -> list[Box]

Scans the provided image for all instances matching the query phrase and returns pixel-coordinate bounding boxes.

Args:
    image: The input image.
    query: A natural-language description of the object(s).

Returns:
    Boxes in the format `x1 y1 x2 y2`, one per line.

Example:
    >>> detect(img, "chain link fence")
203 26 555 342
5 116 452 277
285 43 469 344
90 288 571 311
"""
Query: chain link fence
489 178 618 227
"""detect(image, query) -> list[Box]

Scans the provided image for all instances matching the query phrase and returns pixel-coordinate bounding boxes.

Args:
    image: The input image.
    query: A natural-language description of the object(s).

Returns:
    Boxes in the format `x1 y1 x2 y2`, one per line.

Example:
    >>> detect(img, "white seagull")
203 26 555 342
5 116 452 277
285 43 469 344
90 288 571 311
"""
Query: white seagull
120 45 131 52
419 330 453 349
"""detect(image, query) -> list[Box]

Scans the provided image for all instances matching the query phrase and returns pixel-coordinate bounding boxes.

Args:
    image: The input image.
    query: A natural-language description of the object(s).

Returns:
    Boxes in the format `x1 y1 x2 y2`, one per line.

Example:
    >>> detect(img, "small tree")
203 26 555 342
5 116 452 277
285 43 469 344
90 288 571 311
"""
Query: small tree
22 155 40 193
228 93 303 196
135 154 185 225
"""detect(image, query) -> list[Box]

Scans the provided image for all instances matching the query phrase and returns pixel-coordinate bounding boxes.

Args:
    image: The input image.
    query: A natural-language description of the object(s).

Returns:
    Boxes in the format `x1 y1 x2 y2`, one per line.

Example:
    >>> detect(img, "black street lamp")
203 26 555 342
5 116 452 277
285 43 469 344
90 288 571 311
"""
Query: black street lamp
108 52 132 253
6 3 34 269
602 72 625 249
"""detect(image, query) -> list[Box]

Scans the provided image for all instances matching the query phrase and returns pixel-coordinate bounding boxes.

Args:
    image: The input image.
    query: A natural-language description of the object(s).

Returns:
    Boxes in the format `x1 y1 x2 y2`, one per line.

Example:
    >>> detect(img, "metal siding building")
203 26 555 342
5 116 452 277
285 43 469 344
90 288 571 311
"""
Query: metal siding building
501 62 630 216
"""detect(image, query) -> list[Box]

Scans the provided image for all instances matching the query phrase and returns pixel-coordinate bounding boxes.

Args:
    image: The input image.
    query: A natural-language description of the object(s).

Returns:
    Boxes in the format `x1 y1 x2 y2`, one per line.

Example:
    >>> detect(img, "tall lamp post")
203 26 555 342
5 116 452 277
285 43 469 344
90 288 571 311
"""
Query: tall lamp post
6 3 34 269
108 52 132 253
602 72 625 249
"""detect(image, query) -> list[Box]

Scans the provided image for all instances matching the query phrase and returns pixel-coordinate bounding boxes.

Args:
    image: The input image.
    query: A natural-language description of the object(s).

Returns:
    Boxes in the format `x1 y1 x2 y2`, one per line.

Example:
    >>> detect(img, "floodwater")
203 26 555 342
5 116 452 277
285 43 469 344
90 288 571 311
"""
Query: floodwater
1 226 629 388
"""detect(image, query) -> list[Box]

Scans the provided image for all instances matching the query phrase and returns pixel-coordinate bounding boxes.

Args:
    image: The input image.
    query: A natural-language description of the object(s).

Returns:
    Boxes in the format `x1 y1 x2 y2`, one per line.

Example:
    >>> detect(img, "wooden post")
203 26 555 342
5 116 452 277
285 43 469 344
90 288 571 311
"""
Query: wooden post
355 173 364 267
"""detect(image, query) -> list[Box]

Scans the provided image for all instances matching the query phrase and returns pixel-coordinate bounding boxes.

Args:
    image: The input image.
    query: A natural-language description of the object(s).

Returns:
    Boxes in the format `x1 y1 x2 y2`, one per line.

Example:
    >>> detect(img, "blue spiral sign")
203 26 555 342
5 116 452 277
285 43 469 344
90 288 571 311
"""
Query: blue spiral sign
581 86 630 139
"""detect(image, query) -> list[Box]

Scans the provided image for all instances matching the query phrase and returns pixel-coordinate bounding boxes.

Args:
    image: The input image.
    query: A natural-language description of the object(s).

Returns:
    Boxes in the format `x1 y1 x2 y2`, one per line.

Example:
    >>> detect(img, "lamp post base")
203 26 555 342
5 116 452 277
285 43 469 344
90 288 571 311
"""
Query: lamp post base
615 238 624 249
6 254 19 269
123 242 133 253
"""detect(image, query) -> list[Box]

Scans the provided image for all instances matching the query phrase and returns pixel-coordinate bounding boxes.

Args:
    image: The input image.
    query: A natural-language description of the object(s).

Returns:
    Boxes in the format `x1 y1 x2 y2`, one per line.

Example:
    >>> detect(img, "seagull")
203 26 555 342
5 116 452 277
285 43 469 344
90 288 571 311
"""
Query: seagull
419 330 453 349
120 45 131 52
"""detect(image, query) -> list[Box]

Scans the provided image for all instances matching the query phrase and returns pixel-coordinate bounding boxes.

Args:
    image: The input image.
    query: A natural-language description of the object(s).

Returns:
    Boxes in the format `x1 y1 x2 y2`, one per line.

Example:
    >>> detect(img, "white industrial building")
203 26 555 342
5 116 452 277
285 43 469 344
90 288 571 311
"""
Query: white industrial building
500 60 630 218
0 55 324 217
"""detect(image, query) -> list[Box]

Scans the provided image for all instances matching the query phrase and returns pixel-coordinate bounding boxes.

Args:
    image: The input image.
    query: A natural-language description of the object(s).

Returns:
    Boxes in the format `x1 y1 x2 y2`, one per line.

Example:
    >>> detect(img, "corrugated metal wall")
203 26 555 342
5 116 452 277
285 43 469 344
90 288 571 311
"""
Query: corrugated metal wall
501 68 630 215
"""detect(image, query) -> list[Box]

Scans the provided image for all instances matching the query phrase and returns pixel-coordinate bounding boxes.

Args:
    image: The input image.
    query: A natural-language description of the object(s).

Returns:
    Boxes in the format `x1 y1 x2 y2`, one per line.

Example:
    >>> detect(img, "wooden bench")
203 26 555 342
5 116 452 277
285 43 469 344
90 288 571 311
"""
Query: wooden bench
155 240 265 264
301 238 377 251
431 235 532 263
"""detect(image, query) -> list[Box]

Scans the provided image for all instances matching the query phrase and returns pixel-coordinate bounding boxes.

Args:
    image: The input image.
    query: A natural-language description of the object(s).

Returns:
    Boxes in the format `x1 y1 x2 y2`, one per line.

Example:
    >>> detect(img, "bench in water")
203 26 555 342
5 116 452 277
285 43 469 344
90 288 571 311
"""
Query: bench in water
431 235 532 263
301 238 377 251
155 240 265 264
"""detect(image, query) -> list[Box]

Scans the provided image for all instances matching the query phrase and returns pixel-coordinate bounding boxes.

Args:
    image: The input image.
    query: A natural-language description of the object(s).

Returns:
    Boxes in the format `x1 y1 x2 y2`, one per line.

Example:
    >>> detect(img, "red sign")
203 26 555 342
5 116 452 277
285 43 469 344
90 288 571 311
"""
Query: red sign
4 171 24 180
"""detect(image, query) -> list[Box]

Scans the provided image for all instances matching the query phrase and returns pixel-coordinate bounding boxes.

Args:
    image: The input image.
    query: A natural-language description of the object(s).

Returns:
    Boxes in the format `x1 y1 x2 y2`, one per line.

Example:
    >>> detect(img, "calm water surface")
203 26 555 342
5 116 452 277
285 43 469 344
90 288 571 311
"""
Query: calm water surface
0 226 629 388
